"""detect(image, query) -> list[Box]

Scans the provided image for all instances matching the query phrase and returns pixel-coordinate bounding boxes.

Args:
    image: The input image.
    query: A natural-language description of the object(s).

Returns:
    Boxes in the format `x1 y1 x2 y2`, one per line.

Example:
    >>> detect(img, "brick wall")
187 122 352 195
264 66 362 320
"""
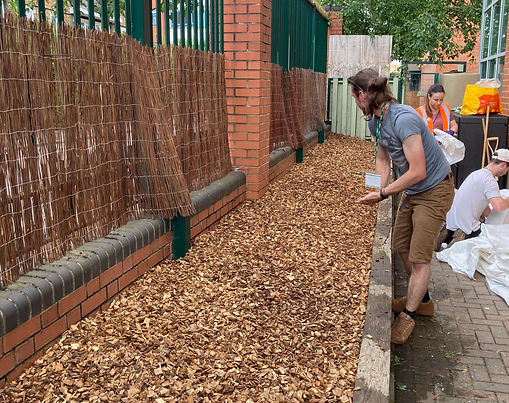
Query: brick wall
328 11 342 36
224 0 272 200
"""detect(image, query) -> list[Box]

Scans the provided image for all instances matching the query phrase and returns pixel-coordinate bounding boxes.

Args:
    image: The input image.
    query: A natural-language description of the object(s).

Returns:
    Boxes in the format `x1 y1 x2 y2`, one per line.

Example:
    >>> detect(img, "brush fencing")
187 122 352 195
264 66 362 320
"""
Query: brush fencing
0 13 231 287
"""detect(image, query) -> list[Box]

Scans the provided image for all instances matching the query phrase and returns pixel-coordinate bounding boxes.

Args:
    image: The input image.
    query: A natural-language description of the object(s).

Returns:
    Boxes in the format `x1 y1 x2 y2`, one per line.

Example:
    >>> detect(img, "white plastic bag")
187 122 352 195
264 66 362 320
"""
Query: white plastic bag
433 128 466 165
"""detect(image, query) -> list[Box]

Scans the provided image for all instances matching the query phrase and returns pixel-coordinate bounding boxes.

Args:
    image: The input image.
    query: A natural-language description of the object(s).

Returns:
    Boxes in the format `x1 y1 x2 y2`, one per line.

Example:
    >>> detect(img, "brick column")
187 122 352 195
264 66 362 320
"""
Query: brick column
224 0 271 199
501 24 509 153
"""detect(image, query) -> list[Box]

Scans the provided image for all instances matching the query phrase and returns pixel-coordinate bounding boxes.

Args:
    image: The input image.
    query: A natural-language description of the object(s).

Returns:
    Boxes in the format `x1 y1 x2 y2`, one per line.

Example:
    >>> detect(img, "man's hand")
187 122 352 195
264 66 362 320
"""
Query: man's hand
357 191 382 205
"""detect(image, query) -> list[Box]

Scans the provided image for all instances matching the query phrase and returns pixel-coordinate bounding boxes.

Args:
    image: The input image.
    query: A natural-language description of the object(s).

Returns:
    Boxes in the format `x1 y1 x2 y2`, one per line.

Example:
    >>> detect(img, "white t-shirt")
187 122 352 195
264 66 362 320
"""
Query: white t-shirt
446 168 501 234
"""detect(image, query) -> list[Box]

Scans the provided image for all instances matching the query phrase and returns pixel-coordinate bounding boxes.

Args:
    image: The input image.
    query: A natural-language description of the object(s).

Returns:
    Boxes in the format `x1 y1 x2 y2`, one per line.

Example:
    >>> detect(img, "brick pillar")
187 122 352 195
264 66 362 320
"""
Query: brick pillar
328 11 342 35
224 0 271 200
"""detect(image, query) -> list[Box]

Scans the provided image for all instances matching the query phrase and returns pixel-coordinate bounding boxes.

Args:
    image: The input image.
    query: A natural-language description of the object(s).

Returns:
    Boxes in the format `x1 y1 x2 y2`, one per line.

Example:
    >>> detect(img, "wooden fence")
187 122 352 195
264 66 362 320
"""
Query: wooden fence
329 77 403 140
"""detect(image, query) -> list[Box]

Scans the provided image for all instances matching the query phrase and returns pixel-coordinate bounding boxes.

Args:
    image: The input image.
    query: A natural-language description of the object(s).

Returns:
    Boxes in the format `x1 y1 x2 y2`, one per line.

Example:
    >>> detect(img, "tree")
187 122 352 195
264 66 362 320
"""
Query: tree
322 0 483 65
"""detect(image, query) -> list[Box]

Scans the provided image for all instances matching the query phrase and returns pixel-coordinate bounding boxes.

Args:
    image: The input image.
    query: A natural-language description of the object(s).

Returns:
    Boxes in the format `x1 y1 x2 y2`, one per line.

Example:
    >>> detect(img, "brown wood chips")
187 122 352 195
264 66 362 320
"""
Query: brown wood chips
1 134 377 402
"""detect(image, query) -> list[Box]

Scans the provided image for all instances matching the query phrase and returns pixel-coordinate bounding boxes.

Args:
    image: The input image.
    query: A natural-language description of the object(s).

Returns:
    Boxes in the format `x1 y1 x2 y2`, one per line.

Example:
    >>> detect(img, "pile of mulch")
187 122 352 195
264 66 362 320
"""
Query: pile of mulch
1 134 377 402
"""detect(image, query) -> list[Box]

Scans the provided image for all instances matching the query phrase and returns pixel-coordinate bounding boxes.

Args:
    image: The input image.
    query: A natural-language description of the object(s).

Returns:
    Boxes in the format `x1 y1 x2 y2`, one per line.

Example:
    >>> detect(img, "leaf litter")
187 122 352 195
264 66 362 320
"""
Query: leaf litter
1 134 377 402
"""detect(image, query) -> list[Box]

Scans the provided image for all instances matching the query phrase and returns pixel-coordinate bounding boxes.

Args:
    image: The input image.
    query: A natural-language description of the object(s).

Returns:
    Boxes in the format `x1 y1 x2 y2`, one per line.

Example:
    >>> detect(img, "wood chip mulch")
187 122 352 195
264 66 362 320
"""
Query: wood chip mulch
1 134 378 402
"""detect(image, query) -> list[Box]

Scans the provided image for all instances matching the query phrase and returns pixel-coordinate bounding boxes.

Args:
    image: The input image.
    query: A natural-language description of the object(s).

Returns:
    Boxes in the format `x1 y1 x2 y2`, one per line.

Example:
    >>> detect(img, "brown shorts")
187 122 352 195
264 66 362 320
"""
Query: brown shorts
392 172 455 264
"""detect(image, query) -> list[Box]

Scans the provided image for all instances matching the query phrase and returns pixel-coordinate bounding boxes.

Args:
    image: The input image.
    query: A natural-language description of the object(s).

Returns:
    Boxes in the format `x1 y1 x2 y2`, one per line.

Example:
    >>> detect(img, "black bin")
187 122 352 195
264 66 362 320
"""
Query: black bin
452 112 508 188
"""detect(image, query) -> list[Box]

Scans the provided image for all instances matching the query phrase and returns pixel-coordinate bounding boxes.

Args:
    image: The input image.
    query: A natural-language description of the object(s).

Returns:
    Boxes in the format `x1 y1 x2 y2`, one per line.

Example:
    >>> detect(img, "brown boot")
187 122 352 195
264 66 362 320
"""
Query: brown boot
391 312 415 344
392 296 434 316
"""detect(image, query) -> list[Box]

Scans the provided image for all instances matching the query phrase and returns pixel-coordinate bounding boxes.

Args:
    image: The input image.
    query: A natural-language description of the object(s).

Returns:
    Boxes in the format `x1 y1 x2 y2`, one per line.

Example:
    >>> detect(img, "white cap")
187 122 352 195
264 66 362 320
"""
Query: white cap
493 149 509 163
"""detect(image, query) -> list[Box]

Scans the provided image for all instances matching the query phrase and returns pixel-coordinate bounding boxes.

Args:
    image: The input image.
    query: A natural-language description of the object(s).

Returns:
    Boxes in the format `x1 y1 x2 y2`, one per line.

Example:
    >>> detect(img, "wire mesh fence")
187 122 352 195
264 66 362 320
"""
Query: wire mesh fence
0 12 231 287
270 65 327 152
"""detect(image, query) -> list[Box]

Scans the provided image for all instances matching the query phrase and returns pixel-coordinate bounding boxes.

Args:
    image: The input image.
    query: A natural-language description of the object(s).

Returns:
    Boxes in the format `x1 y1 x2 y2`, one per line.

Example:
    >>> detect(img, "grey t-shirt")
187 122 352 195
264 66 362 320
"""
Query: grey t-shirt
368 102 450 195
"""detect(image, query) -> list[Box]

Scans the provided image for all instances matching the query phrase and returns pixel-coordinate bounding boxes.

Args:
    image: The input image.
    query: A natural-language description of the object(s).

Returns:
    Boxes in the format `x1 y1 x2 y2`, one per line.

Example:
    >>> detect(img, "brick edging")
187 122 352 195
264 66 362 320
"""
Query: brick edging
353 197 393 402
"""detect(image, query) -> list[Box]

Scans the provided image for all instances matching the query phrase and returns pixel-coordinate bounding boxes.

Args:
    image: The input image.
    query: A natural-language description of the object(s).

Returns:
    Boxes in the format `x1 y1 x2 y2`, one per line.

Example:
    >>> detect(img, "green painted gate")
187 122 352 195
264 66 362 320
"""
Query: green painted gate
329 77 403 140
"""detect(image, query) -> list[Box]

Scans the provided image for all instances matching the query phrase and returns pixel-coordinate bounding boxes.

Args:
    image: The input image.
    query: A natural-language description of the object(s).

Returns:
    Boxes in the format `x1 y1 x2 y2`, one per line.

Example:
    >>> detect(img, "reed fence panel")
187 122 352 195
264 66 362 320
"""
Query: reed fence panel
270 65 327 152
0 12 231 287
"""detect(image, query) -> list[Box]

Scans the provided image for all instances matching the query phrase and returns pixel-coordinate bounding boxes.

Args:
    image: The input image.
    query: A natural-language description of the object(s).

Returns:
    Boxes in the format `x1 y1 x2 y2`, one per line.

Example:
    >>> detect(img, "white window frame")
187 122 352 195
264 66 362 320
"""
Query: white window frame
479 0 509 80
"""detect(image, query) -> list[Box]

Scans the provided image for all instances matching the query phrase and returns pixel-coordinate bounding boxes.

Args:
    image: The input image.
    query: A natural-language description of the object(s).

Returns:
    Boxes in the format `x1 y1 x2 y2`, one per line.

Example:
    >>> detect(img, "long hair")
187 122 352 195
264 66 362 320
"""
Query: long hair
347 68 397 120
425 84 445 117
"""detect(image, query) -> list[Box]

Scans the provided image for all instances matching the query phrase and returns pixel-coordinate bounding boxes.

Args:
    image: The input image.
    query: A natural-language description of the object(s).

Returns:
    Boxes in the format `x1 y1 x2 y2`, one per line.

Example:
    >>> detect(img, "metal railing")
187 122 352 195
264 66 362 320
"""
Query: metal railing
271 0 328 73
1 0 223 50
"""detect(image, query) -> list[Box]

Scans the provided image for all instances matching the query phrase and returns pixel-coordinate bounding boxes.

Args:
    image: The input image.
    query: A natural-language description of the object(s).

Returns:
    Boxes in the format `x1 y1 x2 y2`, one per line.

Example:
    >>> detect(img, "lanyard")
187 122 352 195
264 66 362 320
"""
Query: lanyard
374 102 386 164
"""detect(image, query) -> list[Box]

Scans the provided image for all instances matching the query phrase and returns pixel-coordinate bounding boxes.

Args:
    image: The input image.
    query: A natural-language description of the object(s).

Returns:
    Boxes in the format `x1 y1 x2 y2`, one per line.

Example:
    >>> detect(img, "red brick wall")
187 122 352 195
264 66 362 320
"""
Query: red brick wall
224 0 272 200
328 12 342 36
501 23 509 152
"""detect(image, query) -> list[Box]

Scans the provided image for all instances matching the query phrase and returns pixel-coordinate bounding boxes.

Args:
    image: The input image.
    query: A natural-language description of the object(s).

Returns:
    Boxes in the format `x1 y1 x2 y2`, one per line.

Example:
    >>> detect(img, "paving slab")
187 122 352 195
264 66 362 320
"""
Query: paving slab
394 253 509 403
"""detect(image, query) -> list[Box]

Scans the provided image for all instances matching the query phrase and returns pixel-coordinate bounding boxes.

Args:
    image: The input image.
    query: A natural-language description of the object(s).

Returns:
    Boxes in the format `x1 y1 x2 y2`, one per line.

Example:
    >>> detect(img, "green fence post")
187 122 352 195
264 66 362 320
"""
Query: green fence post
180 0 185 46
172 0 178 45
113 0 121 33
101 0 109 31
73 0 81 26
193 0 198 49
164 0 170 44
56 0 64 24
38 0 45 20
186 0 192 47
88 0 95 30
130 0 153 47
17 0 25 17
296 148 303 163
318 129 324 143
156 0 162 45
205 0 209 51
172 214 191 259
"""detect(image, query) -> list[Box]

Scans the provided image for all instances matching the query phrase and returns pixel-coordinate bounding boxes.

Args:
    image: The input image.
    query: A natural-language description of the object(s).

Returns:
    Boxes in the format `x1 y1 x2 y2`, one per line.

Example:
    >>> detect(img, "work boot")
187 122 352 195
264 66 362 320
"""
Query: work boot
392 296 434 316
391 312 415 344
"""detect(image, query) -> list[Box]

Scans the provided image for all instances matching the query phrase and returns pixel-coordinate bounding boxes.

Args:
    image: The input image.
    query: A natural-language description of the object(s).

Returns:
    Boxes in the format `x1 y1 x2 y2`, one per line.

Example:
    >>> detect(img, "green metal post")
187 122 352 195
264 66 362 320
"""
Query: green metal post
17 0 25 17
125 0 131 34
38 0 45 20
172 0 178 45
156 0 162 45
296 148 303 163
164 0 170 45
199 0 204 50
205 0 209 51
211 0 216 52
73 0 81 26
114 0 121 34
56 0 64 24
219 0 223 53
180 0 185 46
186 0 192 47
318 129 324 143
193 0 198 49
131 0 153 47
172 214 190 259
88 0 95 29
101 0 108 31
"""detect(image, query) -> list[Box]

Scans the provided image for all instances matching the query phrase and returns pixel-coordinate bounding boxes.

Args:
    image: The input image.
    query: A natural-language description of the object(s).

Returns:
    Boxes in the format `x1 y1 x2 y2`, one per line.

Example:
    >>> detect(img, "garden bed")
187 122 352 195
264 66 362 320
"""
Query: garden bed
1 134 377 402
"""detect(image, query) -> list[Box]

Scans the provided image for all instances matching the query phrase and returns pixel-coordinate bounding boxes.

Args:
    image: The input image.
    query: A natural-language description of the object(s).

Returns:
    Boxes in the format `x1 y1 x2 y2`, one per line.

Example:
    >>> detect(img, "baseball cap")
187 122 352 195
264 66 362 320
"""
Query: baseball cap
493 148 509 163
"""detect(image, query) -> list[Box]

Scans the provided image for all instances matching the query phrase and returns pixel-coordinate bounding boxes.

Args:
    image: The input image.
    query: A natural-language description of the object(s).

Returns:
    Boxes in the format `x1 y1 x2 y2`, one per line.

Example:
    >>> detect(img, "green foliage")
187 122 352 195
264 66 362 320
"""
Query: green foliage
321 0 482 64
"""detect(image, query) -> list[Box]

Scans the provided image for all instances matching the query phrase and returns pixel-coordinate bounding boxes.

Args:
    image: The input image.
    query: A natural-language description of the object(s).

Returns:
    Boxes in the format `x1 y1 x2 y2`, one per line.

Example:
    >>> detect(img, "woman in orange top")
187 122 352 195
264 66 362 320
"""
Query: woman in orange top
415 84 458 136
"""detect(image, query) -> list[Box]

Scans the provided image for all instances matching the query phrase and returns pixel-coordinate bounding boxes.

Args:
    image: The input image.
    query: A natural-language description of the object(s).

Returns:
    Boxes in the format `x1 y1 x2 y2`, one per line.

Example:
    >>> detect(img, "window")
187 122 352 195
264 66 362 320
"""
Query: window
479 0 509 81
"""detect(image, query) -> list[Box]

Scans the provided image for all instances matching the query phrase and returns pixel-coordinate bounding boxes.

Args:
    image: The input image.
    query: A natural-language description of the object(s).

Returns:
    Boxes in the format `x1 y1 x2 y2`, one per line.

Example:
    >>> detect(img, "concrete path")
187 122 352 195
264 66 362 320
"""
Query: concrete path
394 253 509 402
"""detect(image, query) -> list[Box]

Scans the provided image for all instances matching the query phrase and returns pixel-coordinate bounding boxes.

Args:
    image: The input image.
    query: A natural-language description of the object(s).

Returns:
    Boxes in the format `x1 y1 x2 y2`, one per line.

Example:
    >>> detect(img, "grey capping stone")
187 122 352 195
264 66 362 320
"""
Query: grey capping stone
269 146 294 168
74 244 110 273
0 290 30 326
123 221 152 247
305 130 318 144
190 170 246 213
65 249 102 279
138 219 157 244
104 234 134 259
38 264 74 297
116 226 144 250
0 298 18 335
49 260 85 290
16 276 54 310
6 283 43 317
93 239 124 265
61 255 94 284
25 269 65 302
